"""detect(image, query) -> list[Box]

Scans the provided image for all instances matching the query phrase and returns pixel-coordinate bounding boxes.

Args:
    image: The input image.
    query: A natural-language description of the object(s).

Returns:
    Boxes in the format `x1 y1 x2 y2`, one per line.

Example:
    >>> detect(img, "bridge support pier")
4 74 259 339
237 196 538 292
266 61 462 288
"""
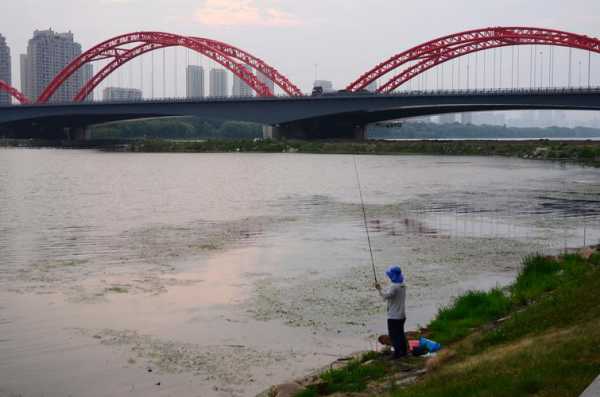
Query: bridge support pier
263 119 366 140
2 122 91 140
67 126 91 140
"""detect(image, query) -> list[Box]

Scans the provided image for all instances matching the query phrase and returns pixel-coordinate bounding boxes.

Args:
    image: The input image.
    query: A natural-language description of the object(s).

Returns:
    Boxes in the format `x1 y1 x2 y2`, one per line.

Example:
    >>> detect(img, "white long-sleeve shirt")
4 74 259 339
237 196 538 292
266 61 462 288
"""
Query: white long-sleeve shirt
379 283 406 320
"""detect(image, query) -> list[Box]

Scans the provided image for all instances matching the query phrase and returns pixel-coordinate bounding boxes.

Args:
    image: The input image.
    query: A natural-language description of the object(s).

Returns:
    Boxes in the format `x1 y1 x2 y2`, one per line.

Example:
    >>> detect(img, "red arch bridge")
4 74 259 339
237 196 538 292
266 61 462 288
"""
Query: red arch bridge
1 27 600 140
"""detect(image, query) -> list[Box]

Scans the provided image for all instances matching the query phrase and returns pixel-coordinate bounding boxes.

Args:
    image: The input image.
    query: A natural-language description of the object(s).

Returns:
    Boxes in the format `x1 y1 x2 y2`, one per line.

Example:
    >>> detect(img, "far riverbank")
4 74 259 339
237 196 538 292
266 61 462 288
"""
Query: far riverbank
6 138 598 167
134 139 600 166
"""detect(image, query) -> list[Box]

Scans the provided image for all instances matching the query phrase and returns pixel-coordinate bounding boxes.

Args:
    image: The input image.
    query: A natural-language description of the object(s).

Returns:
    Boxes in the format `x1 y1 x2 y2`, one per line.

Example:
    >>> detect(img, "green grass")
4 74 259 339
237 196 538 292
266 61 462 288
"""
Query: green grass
480 254 598 347
320 360 388 393
428 289 511 344
510 255 563 305
511 254 591 305
294 353 391 397
390 253 600 397
391 325 600 397
427 254 591 344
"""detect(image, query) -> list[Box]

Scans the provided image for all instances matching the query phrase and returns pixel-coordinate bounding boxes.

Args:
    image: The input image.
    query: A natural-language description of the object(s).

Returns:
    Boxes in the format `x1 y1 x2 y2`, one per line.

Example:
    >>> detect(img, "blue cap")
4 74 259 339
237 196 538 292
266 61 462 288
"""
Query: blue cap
385 265 404 284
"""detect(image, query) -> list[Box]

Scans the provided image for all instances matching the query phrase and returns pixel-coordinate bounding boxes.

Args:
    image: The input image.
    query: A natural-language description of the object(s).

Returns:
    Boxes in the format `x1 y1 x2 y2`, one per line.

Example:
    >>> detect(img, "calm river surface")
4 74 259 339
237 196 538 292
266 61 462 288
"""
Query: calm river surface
1 148 599 397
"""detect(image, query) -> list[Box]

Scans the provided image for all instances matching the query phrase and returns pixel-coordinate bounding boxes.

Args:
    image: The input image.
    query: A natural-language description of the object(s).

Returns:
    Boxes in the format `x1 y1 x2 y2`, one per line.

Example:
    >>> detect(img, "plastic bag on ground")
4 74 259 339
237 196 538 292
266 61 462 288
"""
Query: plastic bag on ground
419 336 442 352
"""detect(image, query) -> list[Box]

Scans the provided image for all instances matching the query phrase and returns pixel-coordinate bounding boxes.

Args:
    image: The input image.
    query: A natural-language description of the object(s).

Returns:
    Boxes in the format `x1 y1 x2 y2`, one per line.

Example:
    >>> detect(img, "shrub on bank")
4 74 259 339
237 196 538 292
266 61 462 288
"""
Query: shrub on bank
428 253 593 344
427 289 511 344
511 255 562 305
121 139 600 167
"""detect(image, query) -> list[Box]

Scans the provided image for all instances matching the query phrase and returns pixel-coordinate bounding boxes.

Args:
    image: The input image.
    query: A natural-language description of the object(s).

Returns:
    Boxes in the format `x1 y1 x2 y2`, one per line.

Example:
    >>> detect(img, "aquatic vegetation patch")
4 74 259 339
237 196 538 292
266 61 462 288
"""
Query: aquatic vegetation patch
79 328 291 386
105 285 129 294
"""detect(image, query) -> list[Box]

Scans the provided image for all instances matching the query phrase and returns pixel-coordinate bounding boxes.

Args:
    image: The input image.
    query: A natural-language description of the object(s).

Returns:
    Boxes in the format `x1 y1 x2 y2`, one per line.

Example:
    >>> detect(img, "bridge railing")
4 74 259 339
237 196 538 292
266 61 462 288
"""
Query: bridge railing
3 86 600 107
386 86 600 97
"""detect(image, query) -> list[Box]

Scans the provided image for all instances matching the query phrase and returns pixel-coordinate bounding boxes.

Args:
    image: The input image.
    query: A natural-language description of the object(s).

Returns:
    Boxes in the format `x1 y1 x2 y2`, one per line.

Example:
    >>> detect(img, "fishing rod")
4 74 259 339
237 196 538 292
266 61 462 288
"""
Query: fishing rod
353 155 378 285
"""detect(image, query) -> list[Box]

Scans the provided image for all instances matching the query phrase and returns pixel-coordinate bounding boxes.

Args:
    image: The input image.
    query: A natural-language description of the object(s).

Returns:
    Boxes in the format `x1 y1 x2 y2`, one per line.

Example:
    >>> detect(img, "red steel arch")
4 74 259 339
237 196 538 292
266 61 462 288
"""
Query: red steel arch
192 38 302 96
39 32 301 103
347 27 600 93
0 80 29 104
74 35 272 101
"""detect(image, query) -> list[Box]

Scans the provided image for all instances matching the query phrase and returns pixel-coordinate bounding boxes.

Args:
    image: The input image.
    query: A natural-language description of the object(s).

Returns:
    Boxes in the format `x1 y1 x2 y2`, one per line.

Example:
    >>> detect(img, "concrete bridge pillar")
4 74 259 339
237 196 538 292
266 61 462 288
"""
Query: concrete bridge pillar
263 119 366 140
68 126 91 140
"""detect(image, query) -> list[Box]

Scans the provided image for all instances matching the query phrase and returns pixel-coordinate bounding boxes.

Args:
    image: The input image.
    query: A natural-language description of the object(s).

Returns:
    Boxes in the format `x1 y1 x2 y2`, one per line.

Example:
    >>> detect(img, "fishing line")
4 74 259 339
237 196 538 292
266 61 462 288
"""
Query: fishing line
353 155 378 284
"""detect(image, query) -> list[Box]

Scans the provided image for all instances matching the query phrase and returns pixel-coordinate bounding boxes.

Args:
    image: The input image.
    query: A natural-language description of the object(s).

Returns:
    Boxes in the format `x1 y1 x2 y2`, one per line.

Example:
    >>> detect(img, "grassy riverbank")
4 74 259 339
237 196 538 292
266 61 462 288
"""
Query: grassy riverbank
281 249 600 397
131 139 600 167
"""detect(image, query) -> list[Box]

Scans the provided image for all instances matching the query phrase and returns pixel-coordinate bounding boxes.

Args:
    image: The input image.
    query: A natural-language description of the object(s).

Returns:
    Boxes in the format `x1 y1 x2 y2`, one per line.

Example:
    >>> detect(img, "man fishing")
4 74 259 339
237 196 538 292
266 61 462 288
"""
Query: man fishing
375 265 408 359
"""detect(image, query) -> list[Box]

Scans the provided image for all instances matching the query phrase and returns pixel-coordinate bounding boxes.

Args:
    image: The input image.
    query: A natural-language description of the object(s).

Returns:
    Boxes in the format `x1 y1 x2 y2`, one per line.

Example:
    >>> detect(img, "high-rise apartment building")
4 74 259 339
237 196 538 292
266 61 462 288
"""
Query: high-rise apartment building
0 34 11 105
232 65 254 97
186 65 204 98
20 29 92 103
257 71 275 95
102 87 143 101
209 68 228 97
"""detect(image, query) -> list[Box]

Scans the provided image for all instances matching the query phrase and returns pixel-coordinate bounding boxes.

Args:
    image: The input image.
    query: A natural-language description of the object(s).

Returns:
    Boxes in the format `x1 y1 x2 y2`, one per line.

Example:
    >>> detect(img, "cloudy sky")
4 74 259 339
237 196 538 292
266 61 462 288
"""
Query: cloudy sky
2 0 600 93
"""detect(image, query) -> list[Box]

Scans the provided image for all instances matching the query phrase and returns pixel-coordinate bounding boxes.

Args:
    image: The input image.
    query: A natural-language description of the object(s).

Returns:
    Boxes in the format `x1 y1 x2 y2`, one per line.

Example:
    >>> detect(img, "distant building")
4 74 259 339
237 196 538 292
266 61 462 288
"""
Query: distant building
209 68 228 97
102 87 142 101
19 54 28 98
313 79 334 93
186 65 204 98
20 29 92 102
232 64 254 97
366 81 378 92
0 34 11 105
460 113 473 124
438 114 456 124
257 71 275 94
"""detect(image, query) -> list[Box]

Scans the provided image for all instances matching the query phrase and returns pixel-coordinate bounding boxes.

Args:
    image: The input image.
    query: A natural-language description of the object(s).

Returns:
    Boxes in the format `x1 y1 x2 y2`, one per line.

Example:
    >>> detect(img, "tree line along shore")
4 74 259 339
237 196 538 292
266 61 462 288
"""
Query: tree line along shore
130 139 600 166
3 138 599 167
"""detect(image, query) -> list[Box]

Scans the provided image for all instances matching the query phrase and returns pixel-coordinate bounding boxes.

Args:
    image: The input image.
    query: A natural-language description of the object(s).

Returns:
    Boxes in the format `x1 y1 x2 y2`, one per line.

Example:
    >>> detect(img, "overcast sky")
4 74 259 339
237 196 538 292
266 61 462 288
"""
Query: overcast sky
2 0 600 94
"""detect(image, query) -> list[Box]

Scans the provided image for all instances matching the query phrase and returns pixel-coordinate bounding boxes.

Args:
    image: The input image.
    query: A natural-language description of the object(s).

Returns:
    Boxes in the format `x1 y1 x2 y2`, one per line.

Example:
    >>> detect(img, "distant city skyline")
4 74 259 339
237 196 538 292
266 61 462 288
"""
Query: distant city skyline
1 1 600 125
2 1 600 93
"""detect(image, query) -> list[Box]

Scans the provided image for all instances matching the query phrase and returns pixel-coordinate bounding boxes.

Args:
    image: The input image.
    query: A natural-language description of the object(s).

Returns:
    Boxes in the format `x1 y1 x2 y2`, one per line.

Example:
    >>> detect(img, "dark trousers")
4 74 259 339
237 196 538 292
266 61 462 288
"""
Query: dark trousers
387 318 407 358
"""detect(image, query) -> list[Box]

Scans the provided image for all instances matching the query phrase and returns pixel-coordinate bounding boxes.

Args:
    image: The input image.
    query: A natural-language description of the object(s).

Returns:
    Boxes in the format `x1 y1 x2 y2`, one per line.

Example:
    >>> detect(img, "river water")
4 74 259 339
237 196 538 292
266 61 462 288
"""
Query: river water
1 148 599 397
